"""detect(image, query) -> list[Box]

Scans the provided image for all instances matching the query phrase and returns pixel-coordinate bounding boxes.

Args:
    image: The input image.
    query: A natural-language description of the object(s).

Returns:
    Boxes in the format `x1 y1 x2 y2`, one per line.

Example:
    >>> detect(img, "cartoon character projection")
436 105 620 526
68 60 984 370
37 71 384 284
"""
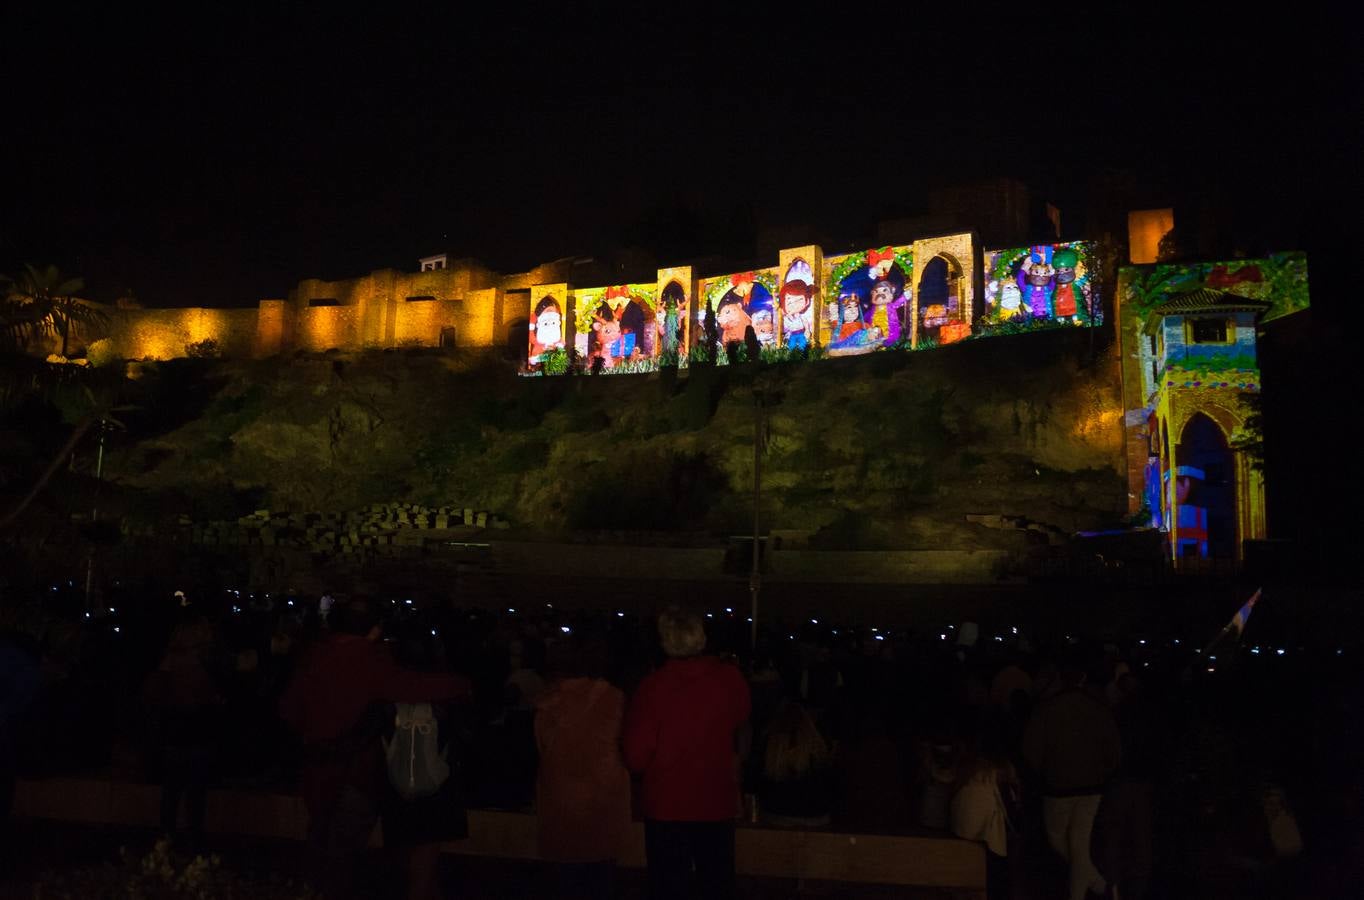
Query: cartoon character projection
589 306 627 370
779 259 816 351
1018 246 1057 319
826 248 909 355
527 296 564 365
866 249 907 346
1051 247 1087 319
827 292 880 354
781 287 814 351
1167 464 1209 558
710 272 775 348
999 281 1023 317
715 292 752 345
583 286 660 369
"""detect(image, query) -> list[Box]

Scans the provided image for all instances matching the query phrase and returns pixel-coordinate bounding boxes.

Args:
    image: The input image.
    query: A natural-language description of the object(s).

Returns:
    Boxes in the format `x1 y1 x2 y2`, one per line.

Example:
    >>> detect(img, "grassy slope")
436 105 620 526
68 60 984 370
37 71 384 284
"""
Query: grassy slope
107 329 1127 549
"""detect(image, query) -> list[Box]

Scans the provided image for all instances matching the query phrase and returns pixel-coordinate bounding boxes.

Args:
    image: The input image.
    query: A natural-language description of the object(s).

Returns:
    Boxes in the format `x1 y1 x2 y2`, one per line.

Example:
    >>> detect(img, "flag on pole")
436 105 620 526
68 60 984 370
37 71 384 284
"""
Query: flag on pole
1228 588 1262 638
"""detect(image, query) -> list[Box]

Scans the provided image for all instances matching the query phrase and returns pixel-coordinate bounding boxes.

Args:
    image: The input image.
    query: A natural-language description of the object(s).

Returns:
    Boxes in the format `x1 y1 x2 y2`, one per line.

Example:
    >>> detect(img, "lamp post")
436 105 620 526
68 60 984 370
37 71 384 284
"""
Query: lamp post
750 387 765 651
83 418 107 615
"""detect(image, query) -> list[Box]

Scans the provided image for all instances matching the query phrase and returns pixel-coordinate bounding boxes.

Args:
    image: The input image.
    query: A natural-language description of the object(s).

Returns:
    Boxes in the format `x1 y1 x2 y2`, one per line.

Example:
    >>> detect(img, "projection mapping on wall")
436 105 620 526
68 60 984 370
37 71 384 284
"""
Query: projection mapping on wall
523 239 1104 375
1117 251 1309 560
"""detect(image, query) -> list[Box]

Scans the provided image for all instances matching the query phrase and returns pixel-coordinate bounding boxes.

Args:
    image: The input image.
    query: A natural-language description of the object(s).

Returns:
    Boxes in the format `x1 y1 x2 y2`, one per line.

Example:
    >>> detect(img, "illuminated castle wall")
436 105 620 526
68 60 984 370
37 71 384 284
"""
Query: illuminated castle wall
79 232 1100 363
90 255 583 361
64 218 1312 563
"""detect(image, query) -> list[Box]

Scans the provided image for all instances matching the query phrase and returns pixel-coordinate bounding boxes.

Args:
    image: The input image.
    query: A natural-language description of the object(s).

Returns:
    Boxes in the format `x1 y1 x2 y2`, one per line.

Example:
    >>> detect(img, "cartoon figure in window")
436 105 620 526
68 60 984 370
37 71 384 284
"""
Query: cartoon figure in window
749 294 777 348
827 293 880 355
1050 247 1086 319
780 280 814 351
998 281 1024 320
715 290 752 347
590 308 632 370
865 249 907 347
528 296 564 364
1017 247 1056 319
869 278 907 346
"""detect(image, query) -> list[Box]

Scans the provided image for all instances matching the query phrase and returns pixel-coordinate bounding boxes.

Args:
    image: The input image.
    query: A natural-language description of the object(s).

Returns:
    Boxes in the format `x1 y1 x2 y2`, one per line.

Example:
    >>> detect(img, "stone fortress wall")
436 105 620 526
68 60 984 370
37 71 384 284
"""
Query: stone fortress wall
90 255 542 361
76 230 1009 361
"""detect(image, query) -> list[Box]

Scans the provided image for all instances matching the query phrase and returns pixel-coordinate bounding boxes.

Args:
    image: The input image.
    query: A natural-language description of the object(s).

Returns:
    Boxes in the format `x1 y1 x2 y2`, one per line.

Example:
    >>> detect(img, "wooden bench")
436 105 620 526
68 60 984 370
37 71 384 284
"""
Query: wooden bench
15 777 985 895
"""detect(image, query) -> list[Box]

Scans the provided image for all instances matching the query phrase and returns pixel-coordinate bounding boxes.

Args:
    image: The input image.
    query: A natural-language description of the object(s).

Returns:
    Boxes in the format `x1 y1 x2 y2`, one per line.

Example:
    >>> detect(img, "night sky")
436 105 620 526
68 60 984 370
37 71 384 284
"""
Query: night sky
3 6 1358 316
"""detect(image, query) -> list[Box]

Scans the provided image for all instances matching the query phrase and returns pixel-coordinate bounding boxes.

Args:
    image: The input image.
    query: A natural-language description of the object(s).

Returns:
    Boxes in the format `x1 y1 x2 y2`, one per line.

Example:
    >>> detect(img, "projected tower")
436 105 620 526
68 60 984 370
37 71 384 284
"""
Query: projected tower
1139 289 1271 562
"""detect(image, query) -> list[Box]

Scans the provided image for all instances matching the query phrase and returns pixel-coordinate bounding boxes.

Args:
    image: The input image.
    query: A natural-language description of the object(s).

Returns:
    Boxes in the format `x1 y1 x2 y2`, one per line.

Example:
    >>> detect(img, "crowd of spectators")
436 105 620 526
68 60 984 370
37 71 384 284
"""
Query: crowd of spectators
2 578 1360 898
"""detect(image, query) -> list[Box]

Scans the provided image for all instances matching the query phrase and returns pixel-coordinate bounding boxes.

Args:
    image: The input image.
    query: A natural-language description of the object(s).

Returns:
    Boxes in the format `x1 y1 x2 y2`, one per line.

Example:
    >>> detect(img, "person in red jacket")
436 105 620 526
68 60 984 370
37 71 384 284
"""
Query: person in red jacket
279 599 469 898
624 605 751 900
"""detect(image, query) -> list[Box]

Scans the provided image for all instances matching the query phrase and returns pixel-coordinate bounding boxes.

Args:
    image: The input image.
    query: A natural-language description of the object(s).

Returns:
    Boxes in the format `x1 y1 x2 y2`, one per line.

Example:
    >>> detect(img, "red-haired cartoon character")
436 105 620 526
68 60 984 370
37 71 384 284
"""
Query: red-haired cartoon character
780 280 814 351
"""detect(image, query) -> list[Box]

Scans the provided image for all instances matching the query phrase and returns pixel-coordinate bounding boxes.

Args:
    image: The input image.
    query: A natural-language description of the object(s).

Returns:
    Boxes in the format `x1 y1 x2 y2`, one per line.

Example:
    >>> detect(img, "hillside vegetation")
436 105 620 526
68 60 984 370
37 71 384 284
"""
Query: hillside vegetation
93 328 1125 550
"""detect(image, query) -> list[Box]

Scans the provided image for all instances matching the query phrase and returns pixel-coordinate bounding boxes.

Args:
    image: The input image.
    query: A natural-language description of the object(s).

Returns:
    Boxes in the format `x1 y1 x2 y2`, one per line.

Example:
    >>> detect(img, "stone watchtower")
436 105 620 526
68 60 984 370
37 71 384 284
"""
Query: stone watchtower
1141 289 1271 562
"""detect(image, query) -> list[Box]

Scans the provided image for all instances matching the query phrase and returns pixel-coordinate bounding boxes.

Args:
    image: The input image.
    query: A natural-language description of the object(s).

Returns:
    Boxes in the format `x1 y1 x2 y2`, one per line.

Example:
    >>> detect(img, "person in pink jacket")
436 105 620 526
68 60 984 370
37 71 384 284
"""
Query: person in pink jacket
535 635 631 900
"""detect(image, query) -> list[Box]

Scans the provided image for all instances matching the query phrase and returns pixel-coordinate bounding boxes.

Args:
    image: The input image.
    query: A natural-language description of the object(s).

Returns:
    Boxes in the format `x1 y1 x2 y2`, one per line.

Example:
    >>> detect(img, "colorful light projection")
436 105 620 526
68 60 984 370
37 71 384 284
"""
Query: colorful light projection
1119 252 1308 410
696 269 779 361
527 293 566 366
822 246 913 356
1117 252 1309 558
525 240 1114 375
572 283 660 373
980 241 1099 331
779 259 816 351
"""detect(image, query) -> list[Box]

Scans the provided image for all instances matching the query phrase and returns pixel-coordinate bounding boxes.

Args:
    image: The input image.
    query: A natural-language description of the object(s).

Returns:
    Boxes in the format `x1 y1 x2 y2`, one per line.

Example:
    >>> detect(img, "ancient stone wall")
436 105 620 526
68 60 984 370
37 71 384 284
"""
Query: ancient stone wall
97 306 259 360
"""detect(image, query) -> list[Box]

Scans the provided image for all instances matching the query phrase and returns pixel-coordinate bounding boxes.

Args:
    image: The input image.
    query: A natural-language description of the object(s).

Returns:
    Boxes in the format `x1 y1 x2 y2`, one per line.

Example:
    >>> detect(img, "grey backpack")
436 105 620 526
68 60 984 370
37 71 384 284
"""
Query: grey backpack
383 702 450 800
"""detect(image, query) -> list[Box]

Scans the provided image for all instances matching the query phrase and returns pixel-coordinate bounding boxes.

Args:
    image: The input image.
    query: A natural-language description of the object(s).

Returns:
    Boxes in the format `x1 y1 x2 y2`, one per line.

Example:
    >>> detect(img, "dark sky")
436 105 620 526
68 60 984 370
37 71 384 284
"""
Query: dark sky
3 5 1358 311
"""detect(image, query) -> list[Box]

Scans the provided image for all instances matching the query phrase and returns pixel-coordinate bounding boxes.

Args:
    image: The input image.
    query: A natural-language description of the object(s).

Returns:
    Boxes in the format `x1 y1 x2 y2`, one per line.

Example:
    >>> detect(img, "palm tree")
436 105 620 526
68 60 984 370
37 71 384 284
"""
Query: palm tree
0 272 52 352
2 264 106 356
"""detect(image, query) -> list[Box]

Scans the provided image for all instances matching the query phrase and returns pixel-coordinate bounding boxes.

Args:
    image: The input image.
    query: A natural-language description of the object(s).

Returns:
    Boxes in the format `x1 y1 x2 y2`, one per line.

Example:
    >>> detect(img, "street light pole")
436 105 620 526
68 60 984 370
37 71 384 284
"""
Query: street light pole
750 388 764 651
83 418 107 614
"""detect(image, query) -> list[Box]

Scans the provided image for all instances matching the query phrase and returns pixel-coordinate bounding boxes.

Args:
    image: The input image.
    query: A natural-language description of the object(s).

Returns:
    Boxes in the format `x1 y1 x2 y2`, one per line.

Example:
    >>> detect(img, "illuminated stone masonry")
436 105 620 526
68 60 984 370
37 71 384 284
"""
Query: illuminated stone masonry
59 226 1309 565
77 233 1101 365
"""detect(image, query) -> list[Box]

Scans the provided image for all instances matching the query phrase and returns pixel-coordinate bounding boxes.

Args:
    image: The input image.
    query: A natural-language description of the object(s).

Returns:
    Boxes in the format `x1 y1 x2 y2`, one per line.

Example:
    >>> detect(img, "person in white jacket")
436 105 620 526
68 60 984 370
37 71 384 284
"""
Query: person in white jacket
951 731 1020 900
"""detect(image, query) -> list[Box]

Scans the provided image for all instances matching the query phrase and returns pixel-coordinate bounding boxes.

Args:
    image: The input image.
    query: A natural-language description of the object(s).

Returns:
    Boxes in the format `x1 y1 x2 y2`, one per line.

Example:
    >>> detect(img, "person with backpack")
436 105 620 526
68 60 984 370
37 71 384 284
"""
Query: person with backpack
381 623 470 900
279 599 469 899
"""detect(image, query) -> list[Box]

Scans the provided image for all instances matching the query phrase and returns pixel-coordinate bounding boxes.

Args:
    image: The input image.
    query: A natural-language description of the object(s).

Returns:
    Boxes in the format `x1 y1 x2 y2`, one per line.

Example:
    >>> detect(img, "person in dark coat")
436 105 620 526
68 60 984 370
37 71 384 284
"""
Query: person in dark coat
624 605 751 900
142 615 221 848
1022 650 1121 900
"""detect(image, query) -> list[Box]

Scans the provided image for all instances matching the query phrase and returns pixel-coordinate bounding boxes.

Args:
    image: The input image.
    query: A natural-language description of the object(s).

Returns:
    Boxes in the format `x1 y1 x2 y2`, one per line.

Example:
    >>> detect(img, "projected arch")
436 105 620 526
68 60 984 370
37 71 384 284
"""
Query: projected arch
1173 412 1236 559
916 253 968 345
